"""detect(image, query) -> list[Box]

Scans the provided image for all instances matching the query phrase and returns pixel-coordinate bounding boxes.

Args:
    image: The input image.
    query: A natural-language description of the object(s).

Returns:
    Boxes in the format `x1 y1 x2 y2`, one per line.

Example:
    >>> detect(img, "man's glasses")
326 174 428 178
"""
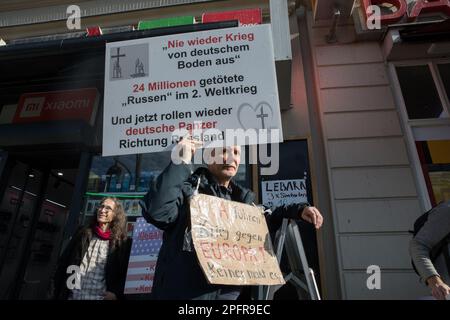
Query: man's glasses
98 204 113 212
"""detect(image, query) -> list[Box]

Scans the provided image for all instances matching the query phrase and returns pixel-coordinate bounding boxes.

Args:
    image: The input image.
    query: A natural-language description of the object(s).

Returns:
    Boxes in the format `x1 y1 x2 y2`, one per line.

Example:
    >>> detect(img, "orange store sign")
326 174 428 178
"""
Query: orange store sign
362 0 450 25
13 88 99 125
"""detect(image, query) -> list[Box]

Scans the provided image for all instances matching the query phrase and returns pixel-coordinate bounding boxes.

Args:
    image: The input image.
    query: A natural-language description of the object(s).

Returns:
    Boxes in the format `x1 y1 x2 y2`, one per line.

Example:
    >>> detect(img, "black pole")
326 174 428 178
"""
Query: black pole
0 164 31 283
10 167 50 299
61 151 92 246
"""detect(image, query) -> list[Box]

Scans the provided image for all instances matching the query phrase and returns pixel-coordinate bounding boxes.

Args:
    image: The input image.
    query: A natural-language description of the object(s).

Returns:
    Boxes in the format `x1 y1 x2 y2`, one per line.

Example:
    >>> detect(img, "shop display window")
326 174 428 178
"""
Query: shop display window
396 65 448 119
83 149 251 229
416 140 450 205
394 61 450 206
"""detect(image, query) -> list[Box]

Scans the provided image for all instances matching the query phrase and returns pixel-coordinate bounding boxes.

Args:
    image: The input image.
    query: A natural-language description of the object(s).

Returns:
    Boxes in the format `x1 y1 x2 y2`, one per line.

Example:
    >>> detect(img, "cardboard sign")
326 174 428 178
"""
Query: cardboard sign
13 88 99 125
103 24 282 156
189 194 285 286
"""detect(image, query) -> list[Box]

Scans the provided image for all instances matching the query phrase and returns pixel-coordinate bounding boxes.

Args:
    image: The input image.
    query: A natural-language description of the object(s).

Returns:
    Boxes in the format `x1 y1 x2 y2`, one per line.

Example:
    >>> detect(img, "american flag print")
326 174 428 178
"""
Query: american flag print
124 217 163 294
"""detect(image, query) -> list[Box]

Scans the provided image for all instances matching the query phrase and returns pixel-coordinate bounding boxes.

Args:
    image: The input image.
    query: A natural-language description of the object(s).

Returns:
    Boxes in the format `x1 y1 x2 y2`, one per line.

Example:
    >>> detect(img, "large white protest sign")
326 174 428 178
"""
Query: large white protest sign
103 24 282 156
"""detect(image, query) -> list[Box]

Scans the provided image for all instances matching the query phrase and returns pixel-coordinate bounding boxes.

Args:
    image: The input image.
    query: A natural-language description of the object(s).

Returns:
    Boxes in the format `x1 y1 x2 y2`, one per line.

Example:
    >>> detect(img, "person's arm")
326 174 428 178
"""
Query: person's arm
426 275 450 300
410 236 450 300
409 203 450 300
265 203 323 233
141 137 201 230
105 238 133 300
141 162 192 230
409 238 440 285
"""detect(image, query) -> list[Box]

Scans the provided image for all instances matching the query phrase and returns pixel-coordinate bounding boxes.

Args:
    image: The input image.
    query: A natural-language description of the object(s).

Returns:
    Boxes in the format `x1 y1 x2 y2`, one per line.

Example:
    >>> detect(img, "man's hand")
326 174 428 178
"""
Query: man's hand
103 291 117 300
300 206 323 229
427 275 450 300
173 135 203 164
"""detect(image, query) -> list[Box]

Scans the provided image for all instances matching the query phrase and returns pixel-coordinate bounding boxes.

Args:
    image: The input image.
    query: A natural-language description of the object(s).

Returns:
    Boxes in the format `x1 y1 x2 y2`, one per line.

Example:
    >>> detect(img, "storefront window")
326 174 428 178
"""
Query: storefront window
394 61 450 206
87 154 139 194
83 152 171 227
437 63 450 103
396 65 448 119
416 140 450 205
83 149 250 228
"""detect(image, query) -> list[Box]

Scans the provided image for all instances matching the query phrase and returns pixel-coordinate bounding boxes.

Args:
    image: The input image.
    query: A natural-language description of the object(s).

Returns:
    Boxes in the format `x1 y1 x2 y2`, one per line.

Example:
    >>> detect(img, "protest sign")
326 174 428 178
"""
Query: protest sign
124 217 163 294
261 179 308 208
103 24 282 156
189 194 285 286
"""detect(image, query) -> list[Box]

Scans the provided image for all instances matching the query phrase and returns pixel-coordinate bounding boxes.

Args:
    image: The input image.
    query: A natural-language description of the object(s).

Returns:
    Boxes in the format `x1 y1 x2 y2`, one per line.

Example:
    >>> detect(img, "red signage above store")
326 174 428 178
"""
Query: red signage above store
13 88 99 125
362 0 450 25
201 8 262 26
86 26 103 37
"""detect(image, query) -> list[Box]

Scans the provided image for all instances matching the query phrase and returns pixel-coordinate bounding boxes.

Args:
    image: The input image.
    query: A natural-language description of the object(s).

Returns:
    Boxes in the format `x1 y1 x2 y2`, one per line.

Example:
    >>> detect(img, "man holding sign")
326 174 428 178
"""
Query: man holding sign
141 137 323 300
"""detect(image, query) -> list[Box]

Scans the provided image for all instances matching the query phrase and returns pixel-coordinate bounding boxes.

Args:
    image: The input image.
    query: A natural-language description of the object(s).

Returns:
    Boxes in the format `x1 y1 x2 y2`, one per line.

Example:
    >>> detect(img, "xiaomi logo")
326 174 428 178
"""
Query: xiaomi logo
13 88 99 125
19 97 45 118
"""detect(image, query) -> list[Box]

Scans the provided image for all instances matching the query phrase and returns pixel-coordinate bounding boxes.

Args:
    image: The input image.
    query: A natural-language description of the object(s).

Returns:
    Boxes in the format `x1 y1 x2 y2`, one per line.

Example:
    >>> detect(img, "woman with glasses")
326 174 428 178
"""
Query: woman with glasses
52 197 130 300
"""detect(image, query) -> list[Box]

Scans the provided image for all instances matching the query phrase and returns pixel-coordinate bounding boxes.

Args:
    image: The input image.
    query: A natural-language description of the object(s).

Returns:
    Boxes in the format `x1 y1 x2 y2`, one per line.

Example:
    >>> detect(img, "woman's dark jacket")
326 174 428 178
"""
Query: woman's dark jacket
141 163 309 300
53 227 131 300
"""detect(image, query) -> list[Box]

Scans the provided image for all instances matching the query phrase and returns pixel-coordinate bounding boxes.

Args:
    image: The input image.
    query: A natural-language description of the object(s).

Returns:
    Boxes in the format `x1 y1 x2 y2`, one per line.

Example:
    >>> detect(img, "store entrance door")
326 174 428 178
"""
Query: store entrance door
0 153 79 299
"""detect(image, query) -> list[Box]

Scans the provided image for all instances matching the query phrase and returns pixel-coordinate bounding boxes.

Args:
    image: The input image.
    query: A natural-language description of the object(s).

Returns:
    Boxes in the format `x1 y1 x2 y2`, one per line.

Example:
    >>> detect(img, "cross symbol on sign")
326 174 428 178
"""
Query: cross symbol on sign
111 47 126 78
256 105 269 129
112 47 126 64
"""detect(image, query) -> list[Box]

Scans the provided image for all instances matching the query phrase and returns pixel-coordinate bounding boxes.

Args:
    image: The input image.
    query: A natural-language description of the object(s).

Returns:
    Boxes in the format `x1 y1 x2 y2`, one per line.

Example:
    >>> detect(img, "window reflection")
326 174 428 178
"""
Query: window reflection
84 149 251 222
437 63 450 105
396 65 447 119
87 149 249 195
416 140 450 205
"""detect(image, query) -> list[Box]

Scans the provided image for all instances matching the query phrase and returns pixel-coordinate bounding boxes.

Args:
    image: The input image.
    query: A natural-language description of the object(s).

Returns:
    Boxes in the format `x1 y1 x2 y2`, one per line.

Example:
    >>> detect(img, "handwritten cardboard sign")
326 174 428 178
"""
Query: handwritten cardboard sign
261 179 308 208
189 194 285 286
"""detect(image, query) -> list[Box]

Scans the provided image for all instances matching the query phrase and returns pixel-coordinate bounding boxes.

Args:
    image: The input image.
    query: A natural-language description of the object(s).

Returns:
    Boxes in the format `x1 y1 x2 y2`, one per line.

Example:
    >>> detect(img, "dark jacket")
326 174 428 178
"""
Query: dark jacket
53 227 131 300
141 163 309 300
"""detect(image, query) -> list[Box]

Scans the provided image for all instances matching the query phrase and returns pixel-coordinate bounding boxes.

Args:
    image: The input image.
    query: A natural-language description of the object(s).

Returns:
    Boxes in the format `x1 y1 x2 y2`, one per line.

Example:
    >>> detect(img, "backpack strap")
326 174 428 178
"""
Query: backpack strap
440 233 450 275
431 231 450 262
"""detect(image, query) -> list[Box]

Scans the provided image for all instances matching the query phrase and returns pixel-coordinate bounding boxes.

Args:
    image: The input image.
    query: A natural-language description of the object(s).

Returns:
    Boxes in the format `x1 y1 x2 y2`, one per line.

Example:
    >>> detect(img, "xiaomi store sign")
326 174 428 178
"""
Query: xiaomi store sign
13 88 99 125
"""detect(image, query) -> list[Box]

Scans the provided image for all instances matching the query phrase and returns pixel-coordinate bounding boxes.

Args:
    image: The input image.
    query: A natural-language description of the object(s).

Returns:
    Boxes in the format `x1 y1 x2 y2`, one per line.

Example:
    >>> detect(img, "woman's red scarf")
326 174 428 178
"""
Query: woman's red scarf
94 225 111 240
